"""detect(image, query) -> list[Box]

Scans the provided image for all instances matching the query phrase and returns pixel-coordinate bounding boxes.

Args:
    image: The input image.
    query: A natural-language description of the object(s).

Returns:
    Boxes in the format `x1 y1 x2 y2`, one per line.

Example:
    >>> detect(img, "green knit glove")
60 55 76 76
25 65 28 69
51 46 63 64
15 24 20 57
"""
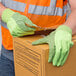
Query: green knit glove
32 25 74 67
53 25 74 66
32 31 55 63
2 9 37 37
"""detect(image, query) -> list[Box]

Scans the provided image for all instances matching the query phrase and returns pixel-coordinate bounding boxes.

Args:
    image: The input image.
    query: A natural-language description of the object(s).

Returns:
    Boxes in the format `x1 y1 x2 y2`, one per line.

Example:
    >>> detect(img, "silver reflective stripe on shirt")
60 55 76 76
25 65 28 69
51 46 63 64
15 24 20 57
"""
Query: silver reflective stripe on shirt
1 21 8 29
1 0 26 12
66 3 71 20
1 0 67 16
28 0 67 16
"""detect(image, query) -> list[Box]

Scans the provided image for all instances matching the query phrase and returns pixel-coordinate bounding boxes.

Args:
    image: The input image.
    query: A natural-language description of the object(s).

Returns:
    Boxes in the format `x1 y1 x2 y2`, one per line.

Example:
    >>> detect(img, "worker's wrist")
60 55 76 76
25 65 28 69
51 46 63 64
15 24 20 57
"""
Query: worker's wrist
1 8 15 23
56 25 72 35
64 22 76 35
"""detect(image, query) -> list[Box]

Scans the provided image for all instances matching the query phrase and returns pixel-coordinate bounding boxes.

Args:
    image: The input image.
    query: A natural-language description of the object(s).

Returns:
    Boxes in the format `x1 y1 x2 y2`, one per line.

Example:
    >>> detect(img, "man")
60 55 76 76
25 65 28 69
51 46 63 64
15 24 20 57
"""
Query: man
0 0 76 76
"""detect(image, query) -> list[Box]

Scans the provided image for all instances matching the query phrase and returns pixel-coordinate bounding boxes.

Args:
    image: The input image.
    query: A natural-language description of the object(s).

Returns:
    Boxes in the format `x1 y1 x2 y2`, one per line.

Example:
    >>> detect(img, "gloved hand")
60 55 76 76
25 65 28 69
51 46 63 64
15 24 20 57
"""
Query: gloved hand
32 25 74 67
1 9 37 37
53 25 74 66
32 31 55 63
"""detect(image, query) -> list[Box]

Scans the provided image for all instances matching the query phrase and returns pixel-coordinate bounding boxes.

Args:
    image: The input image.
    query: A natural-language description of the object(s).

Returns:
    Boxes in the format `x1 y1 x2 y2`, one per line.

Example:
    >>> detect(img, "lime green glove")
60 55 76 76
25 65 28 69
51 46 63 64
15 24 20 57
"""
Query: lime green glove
53 25 74 66
32 25 74 67
32 31 55 63
2 9 37 37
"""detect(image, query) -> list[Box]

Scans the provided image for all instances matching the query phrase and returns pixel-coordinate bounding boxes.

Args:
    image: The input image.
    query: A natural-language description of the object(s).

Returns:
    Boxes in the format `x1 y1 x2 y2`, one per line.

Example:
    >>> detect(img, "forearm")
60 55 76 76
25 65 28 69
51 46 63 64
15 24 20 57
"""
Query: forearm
0 2 6 20
64 10 76 35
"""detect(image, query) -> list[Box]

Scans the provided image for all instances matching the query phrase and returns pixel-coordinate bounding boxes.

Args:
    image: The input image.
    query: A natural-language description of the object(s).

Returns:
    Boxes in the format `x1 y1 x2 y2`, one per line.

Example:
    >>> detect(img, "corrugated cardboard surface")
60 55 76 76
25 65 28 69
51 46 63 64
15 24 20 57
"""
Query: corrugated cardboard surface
13 35 76 76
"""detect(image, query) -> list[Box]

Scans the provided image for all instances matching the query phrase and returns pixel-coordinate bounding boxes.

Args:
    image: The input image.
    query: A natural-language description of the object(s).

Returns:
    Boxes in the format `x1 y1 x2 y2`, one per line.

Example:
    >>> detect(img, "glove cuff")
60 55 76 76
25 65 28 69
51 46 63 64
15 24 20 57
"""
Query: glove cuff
56 25 72 35
1 8 15 23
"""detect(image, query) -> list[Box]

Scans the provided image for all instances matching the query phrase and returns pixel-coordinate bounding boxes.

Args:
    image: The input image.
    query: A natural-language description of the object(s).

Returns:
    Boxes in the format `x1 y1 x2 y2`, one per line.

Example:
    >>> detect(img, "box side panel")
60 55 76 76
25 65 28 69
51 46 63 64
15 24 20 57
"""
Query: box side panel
13 39 43 76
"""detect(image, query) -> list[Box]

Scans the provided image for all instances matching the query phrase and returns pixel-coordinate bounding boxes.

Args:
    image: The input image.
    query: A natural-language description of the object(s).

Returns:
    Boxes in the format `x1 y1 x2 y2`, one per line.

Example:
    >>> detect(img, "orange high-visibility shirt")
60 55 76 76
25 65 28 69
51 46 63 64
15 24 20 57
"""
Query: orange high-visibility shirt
1 0 70 50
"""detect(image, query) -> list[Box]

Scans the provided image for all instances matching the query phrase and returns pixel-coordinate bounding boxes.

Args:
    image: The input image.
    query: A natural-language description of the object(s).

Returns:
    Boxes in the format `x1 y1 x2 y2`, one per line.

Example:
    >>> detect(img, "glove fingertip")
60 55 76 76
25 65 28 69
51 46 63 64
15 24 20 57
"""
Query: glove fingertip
57 63 60 67
61 61 65 66
48 60 50 63
53 64 56 66
32 41 40 45
61 63 64 66
57 64 60 67
71 41 74 45
70 41 74 47
32 42 37 45
48 59 52 63
53 61 56 66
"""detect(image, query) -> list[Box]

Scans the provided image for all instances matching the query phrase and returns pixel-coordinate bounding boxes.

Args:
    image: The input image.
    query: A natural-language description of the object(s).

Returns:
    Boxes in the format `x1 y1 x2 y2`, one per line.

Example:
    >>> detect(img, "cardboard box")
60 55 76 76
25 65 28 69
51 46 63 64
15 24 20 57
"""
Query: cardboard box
13 35 76 76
